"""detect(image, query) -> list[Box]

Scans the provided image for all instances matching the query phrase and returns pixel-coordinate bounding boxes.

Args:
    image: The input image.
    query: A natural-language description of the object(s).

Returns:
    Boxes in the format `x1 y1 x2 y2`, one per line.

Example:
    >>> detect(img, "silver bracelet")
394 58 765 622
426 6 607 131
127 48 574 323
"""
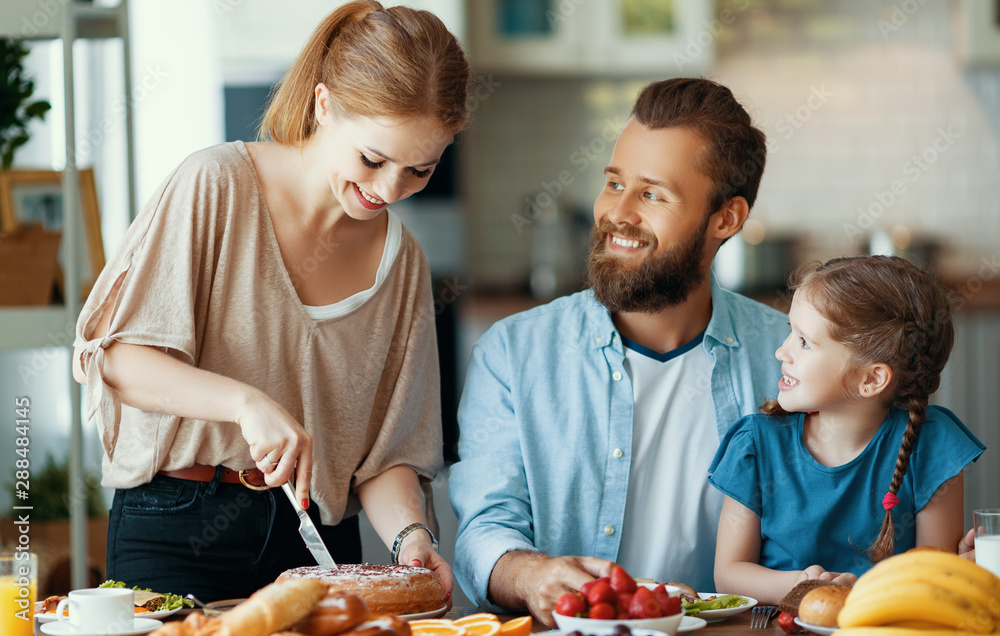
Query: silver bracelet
390 522 438 565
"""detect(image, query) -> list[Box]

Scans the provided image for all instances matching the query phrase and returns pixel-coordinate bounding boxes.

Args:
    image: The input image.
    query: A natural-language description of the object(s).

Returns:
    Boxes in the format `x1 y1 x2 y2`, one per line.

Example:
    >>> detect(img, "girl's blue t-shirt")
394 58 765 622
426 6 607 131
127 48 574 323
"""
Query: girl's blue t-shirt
708 405 984 576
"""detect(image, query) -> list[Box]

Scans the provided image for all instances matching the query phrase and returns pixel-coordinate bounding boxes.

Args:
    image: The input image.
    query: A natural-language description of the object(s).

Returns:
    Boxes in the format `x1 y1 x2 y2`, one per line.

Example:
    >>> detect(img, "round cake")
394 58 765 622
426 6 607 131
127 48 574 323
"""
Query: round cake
277 564 445 616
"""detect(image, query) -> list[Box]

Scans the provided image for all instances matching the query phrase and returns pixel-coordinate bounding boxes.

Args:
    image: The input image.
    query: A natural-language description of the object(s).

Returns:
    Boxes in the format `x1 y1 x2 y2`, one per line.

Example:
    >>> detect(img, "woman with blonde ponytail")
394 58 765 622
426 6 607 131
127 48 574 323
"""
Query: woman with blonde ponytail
73 1 469 601
709 256 984 604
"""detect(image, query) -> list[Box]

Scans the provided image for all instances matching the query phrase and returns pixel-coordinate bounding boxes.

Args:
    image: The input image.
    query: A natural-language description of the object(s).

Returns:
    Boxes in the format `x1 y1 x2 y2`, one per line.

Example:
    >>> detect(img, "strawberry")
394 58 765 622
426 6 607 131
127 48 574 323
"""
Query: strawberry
659 595 682 617
628 586 662 619
586 580 617 607
579 579 599 598
652 584 681 616
588 602 617 620
615 591 635 614
777 612 801 634
554 592 587 617
609 564 638 593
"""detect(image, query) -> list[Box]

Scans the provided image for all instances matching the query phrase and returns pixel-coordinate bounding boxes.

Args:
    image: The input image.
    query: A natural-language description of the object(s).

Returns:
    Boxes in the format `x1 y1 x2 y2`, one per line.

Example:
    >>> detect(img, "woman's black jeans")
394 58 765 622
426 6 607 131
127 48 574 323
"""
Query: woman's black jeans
106 468 361 601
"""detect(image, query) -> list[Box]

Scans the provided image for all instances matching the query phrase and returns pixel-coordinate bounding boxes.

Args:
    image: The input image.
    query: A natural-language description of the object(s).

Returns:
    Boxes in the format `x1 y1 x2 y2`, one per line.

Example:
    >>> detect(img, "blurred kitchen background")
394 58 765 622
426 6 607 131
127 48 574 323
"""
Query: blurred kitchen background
1 0 999 600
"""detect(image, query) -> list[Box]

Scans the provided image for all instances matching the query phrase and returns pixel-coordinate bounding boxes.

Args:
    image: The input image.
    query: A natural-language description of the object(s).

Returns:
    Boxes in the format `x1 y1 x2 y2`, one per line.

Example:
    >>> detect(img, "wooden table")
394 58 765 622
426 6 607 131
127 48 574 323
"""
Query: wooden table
444 607 783 635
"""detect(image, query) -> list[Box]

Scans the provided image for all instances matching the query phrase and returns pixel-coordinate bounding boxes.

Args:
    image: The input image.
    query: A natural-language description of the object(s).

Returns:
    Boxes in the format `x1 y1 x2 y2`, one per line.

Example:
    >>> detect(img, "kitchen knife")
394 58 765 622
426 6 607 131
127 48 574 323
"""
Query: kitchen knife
281 481 338 569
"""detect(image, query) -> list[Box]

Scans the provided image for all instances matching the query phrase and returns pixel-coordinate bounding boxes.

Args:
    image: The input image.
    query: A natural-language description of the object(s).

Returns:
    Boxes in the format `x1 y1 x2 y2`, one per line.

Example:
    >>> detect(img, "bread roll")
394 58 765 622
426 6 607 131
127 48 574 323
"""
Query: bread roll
218 579 328 636
798 586 851 627
294 591 371 636
779 580 840 616
339 614 411 636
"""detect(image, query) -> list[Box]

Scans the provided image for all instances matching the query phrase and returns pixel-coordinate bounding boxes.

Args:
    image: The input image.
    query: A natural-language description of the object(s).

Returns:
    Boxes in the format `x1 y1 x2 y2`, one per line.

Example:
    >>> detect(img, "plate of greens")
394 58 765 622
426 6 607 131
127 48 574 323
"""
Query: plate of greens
682 593 755 622
37 581 193 624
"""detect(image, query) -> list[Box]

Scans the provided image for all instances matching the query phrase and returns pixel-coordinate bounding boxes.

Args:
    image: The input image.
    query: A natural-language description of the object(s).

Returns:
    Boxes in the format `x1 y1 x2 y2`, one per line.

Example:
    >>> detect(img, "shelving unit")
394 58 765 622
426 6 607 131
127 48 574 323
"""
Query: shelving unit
0 0 135 589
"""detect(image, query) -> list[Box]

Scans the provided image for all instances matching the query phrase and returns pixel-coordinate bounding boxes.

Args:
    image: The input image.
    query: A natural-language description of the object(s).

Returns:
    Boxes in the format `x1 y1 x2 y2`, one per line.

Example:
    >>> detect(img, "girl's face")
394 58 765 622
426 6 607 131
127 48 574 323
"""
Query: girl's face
775 293 856 413
312 93 453 220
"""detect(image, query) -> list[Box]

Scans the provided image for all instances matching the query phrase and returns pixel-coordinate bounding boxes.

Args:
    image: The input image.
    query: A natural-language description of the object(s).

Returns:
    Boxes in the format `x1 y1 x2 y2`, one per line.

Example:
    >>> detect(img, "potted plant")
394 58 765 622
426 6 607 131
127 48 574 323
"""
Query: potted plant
0 37 52 169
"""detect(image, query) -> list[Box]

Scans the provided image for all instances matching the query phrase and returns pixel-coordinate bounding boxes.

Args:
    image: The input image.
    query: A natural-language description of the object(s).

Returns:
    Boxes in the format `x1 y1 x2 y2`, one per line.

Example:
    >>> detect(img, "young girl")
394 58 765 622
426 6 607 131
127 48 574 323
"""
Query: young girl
72 1 469 601
710 256 984 604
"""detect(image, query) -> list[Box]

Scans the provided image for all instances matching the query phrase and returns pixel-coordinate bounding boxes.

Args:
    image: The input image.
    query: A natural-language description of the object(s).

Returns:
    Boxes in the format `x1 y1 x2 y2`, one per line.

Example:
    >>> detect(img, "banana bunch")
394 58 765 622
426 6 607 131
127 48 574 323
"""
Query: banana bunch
836 549 1000 636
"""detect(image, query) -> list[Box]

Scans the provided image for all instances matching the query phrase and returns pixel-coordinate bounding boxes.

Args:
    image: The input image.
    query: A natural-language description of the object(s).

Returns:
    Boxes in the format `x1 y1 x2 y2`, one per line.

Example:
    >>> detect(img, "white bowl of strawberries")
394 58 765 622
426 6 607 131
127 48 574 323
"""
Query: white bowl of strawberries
552 566 684 636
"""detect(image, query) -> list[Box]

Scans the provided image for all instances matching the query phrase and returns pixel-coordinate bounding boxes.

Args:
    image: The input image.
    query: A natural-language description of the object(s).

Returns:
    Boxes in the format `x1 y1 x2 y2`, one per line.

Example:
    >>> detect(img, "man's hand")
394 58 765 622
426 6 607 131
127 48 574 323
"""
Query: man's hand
488 551 615 628
959 527 976 561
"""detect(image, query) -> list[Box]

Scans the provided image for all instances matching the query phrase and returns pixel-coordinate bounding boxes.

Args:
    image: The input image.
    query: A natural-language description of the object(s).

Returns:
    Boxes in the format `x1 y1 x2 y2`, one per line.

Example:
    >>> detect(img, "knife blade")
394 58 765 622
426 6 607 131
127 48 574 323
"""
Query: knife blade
281 482 338 569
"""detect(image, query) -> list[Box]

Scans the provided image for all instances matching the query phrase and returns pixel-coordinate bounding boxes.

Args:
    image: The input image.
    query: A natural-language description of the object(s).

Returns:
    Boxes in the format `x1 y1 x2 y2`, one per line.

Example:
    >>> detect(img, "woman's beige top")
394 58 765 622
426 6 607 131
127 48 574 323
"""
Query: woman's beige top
74 141 443 524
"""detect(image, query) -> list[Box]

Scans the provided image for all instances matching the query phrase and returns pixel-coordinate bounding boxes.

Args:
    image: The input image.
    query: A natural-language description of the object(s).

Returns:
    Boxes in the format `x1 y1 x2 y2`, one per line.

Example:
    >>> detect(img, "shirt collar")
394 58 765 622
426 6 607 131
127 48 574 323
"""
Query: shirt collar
584 272 744 352
704 272 742 349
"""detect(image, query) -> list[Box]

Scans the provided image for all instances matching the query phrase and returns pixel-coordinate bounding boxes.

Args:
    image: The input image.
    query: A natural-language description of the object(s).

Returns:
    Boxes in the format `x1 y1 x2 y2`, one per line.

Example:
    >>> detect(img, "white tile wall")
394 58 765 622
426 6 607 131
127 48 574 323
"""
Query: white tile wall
462 9 1000 286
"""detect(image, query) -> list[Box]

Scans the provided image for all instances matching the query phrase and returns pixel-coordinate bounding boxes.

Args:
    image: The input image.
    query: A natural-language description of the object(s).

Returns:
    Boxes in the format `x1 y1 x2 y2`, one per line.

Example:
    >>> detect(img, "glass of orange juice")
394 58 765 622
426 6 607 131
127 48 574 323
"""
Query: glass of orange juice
1 552 37 636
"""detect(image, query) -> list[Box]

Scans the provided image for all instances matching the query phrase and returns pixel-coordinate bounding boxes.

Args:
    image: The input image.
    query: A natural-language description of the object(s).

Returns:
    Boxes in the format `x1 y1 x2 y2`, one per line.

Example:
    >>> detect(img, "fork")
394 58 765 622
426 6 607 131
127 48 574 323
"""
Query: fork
750 605 778 629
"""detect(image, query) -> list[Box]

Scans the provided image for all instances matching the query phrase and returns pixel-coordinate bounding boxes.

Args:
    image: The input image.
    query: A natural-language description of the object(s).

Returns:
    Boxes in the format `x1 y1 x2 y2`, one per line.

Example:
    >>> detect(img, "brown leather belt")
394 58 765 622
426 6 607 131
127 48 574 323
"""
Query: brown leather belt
158 464 268 490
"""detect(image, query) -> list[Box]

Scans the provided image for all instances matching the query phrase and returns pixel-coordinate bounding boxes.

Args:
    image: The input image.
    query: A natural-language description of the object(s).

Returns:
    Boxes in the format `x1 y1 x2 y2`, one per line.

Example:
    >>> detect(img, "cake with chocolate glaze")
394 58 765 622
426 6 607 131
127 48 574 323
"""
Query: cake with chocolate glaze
277 564 445 616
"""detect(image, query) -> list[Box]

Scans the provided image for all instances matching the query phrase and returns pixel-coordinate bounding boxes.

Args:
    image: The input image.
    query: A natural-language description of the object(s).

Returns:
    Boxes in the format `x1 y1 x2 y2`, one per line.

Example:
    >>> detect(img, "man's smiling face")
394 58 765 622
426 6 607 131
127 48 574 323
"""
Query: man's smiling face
587 119 717 313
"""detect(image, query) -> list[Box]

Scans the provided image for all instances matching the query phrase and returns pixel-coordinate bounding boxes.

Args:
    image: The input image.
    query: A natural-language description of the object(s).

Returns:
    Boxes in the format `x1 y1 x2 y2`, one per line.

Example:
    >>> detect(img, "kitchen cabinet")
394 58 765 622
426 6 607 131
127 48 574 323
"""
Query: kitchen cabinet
467 0 714 76
0 0 135 589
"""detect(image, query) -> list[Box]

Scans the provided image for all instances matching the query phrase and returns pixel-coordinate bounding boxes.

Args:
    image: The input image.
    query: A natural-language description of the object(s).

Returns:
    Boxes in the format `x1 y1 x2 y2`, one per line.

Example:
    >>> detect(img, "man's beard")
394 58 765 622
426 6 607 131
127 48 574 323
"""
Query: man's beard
586 216 709 314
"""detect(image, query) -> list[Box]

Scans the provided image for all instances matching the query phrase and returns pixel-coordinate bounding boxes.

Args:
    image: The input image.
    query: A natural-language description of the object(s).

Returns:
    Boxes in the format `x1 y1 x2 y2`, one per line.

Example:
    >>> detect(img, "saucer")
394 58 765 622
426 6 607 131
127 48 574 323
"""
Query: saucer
399 606 449 620
40 617 163 636
677 616 708 632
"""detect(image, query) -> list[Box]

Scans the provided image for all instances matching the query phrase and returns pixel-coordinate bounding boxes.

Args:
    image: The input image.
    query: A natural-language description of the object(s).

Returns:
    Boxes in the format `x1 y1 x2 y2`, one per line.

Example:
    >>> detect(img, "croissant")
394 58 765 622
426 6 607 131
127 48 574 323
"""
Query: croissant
218 579 329 636
149 611 222 636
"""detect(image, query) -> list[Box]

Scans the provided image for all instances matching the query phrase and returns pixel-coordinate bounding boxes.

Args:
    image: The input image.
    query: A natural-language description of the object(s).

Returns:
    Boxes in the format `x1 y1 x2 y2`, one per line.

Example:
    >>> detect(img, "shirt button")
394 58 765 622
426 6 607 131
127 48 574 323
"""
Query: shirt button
604 525 615 535
612 371 623 381
613 448 623 458
596 337 604 345
726 337 735 344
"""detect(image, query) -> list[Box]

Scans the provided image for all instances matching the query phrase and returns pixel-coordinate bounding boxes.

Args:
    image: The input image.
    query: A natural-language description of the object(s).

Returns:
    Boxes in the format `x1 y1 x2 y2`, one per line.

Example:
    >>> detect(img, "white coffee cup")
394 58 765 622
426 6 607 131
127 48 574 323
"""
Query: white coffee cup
55 587 134 633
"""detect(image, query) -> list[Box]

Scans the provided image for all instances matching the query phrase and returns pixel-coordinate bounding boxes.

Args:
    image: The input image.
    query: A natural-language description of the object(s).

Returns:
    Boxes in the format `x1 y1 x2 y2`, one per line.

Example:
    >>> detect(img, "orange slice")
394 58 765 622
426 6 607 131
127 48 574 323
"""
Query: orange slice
453 619 500 636
410 620 455 627
497 615 532 636
410 623 468 636
454 614 499 625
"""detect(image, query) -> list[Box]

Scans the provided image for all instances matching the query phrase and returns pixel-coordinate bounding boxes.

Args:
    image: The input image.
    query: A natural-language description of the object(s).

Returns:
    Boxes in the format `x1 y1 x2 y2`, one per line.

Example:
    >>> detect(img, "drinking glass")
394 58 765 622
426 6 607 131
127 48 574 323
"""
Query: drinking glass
0 552 37 636
974 509 1000 578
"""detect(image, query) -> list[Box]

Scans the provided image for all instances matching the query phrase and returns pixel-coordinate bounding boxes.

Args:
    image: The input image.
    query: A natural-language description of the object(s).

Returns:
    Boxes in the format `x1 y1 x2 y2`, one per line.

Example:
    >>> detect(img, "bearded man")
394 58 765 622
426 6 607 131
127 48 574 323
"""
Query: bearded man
449 78 789 626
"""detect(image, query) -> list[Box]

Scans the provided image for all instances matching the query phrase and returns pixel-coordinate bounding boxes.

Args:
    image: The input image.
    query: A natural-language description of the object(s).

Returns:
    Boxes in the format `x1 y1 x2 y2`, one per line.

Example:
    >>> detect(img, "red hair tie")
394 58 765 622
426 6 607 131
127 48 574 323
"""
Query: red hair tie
882 492 899 511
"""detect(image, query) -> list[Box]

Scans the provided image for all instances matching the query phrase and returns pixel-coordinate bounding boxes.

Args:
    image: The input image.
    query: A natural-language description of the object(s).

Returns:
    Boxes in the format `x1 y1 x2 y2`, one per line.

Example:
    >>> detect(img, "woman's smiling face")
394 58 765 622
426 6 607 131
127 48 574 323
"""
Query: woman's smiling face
312 85 454 220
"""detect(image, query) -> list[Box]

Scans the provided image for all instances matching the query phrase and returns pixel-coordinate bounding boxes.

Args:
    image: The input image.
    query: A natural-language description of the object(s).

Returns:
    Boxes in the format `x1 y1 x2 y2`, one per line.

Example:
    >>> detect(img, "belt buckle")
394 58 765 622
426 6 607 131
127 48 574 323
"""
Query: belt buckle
238 469 270 491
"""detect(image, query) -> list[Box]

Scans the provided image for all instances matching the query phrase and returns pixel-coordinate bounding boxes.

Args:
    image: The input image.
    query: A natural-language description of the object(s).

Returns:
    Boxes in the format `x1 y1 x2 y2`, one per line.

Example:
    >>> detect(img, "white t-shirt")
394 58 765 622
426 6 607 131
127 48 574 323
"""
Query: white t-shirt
304 210 402 320
615 332 722 592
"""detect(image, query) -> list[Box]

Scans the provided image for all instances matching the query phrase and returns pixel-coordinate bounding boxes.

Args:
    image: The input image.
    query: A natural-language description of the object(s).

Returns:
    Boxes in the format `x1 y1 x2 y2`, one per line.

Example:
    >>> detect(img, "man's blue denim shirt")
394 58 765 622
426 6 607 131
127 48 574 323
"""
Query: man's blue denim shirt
449 277 789 607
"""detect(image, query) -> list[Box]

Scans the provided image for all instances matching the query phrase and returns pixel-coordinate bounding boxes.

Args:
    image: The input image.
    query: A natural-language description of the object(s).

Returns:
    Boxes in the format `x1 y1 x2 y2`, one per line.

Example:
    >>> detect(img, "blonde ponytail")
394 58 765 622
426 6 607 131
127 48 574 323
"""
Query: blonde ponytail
259 0 469 145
